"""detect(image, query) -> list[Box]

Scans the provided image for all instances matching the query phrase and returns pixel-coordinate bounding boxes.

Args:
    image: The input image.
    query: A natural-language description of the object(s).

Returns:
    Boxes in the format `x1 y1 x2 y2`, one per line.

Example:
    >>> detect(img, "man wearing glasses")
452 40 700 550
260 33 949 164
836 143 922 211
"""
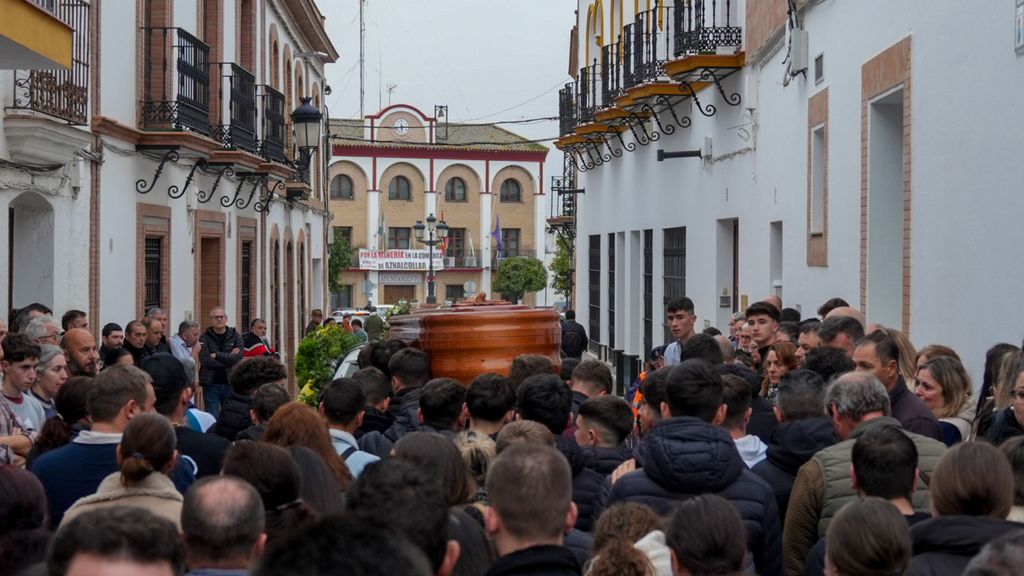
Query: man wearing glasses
198 307 244 418
23 316 61 346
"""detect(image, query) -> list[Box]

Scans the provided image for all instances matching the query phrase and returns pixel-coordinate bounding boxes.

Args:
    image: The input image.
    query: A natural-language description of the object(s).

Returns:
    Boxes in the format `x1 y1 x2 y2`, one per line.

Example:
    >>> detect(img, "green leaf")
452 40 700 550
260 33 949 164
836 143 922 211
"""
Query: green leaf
493 257 548 303
294 324 361 407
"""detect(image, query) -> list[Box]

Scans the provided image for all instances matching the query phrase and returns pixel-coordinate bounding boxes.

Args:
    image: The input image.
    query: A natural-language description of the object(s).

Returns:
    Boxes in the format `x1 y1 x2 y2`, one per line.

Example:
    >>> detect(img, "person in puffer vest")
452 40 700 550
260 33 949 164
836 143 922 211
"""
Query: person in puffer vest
783 371 946 576
607 359 783 576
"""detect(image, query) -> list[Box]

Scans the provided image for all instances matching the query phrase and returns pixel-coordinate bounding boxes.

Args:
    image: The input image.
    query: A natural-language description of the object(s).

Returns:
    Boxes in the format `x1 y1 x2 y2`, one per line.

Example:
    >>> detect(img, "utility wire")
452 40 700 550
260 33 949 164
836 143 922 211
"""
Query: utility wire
463 80 569 122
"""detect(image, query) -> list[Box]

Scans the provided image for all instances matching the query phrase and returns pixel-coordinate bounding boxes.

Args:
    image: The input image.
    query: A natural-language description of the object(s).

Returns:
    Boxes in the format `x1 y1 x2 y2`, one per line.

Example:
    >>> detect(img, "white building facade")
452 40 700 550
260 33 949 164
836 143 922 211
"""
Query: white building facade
560 0 1024 379
2 0 339 373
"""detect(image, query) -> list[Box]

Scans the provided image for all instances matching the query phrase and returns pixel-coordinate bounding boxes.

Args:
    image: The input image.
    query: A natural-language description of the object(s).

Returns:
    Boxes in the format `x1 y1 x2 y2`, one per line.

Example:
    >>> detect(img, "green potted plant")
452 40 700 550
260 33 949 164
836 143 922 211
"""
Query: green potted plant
296 324 360 407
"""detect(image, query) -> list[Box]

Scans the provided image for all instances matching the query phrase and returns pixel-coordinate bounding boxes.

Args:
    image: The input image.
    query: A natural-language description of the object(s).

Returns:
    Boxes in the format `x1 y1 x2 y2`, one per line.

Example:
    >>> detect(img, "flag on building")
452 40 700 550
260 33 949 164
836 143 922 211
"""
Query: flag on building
491 213 503 256
440 210 449 255
376 206 387 250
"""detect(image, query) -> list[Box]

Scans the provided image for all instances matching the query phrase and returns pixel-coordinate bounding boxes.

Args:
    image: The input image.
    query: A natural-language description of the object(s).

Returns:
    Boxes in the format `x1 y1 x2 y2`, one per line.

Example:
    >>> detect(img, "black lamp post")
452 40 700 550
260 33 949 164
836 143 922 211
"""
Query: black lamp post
290 96 323 184
414 213 449 304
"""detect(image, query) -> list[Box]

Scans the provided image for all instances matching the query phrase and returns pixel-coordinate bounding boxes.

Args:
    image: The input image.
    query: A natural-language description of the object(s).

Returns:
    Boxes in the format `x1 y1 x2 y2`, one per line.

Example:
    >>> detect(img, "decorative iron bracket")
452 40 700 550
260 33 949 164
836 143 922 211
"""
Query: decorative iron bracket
678 67 742 118
168 159 206 199
196 163 234 204
254 180 286 214
223 171 270 210
654 95 693 130
136 147 179 194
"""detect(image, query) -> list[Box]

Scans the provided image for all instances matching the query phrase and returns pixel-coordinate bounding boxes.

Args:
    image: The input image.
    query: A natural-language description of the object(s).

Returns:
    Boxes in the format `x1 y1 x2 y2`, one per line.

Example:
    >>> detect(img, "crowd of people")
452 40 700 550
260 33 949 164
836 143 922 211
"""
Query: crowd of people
2 295 1024 575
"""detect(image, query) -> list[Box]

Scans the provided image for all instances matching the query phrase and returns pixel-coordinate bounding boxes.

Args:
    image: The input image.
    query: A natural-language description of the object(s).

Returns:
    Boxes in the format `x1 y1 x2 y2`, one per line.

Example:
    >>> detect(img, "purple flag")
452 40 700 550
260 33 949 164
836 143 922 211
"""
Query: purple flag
491 214 503 256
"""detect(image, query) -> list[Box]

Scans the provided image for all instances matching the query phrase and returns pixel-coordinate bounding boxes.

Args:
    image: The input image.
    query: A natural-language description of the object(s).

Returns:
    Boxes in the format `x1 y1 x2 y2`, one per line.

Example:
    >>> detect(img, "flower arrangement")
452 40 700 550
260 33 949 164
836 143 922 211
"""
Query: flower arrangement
296 324 360 407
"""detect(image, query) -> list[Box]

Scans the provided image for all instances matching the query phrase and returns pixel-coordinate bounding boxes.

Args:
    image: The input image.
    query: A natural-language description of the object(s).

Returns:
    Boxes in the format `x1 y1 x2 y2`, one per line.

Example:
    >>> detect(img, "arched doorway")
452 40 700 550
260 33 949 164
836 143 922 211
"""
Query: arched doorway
8 192 55 313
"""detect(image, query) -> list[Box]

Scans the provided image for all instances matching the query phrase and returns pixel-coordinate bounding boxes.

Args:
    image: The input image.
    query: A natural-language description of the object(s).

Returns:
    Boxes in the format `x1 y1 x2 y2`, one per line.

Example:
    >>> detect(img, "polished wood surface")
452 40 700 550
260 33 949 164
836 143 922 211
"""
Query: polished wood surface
389 304 562 385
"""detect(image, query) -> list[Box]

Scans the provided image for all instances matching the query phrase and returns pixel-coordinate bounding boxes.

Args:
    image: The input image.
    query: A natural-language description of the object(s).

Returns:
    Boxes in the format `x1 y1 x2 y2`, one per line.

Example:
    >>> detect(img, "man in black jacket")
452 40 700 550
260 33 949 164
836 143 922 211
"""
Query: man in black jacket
608 359 783 576
198 307 245 418
485 443 581 576
518 374 604 533
358 348 431 456
352 366 394 437
560 310 587 359
213 356 287 442
575 396 634 475
752 369 836 524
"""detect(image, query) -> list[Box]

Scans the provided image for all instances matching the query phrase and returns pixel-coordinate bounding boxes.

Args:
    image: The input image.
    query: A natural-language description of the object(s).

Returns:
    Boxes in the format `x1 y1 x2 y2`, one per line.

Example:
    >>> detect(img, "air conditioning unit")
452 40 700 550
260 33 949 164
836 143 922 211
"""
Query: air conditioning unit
464 256 477 267
444 257 455 268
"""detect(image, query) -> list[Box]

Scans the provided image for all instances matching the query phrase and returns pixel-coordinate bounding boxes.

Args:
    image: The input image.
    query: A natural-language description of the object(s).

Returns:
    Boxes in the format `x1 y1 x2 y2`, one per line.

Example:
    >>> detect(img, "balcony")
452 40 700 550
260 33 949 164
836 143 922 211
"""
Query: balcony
623 0 676 90
258 85 287 163
8 0 90 125
576 63 600 125
442 255 481 269
558 84 576 137
600 41 621 109
141 27 211 135
210 63 258 153
492 248 537 269
672 0 742 57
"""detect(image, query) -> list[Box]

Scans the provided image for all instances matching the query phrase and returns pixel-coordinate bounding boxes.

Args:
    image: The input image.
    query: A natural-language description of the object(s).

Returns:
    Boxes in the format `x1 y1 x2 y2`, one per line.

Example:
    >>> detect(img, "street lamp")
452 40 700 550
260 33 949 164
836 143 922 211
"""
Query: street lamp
414 213 449 304
290 96 323 185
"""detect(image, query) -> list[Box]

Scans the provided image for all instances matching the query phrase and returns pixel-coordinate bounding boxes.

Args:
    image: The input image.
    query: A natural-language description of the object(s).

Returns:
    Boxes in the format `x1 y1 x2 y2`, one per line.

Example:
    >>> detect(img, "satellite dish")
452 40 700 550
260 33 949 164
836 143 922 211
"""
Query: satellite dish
463 280 477 294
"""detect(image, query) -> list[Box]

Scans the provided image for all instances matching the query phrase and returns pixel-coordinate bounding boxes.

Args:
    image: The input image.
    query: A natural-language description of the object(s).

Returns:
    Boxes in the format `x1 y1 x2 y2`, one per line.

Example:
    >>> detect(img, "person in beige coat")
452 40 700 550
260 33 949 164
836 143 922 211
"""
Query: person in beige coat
61 413 183 530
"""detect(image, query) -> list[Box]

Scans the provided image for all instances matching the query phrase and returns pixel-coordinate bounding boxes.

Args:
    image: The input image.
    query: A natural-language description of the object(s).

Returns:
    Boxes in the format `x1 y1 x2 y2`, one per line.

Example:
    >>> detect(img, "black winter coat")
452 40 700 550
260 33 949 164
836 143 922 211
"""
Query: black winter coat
985 407 1024 445
554 435 604 534
906 516 1023 576
561 320 588 359
485 545 581 576
211 392 253 442
583 445 633 476
752 417 837 524
608 416 783 576
198 327 244 387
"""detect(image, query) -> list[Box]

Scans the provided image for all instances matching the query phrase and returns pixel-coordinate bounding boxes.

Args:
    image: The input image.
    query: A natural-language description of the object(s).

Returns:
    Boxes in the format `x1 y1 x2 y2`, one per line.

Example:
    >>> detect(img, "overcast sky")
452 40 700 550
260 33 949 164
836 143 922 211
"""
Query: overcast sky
318 0 577 168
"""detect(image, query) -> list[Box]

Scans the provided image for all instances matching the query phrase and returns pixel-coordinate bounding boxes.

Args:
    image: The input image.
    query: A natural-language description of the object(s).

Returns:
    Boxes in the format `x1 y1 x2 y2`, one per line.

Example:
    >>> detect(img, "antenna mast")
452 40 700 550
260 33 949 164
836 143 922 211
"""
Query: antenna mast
359 0 366 118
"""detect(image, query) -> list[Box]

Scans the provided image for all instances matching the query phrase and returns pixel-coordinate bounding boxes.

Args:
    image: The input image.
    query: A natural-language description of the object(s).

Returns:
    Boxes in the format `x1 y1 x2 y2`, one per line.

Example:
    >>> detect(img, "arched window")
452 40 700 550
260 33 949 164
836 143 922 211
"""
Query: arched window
499 178 522 202
330 175 354 200
445 177 467 202
389 176 411 200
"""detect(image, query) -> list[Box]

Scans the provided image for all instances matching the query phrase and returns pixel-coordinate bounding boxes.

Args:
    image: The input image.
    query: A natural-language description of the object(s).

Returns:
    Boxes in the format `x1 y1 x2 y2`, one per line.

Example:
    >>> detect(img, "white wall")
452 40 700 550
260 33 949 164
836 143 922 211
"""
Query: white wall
574 0 1024 380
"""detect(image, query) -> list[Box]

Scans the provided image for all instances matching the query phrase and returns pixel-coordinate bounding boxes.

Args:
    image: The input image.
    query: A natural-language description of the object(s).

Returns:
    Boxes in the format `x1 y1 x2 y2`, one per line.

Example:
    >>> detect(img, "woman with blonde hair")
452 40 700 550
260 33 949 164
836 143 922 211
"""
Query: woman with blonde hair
761 341 798 405
915 344 960 371
914 355 974 445
61 413 182 530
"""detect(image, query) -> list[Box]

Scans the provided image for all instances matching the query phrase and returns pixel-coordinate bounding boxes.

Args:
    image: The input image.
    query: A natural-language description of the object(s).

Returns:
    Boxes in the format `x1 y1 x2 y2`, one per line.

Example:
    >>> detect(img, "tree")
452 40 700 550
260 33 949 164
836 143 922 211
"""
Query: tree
328 236 354 295
549 235 574 303
493 257 548 304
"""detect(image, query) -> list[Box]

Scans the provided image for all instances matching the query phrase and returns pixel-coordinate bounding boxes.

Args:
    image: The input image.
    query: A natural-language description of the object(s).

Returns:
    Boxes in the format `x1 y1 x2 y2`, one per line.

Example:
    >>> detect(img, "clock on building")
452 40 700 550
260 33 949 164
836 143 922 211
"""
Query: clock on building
393 118 410 136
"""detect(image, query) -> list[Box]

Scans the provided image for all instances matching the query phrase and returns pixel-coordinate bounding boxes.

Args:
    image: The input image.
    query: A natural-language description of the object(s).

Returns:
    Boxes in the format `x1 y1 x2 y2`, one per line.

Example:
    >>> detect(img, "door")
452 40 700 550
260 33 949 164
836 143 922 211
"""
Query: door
383 285 416 304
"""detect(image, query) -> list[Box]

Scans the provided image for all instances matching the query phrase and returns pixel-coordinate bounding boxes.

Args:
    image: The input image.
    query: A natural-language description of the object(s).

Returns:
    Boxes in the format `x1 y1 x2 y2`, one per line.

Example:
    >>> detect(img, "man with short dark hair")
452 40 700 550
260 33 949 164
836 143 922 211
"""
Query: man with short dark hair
803 346 855 384
182 476 266 574
509 354 553 389
803 425 928 575
386 347 431 426
199 307 245 418
721 374 767 468
304 309 324 337
320 377 380 476
352 366 394 436
213 357 287 442
662 297 697 366
48 506 186 576
575 395 633 474
609 359 782 576
745 302 781 372
518 373 604 533
796 321 822 367
560 309 588 359
236 383 290 441
783 371 946 575
30 365 156 527
484 443 581 576
569 360 611 418
122 320 148 366
853 331 942 440
344 459 461 576
141 354 229 478
61 328 100 377
635 367 670 439
464 373 516 438
752 369 836 524
1 333 45 437
818 315 864 358
416 378 466 435
100 322 124 360
12 302 51 333
817 297 849 319
61 309 89 332
681 333 725 365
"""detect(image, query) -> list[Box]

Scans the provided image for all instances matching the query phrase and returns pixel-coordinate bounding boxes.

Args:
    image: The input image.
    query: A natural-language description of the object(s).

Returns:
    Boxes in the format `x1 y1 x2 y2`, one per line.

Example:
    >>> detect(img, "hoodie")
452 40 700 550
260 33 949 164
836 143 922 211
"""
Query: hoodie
752 417 837 525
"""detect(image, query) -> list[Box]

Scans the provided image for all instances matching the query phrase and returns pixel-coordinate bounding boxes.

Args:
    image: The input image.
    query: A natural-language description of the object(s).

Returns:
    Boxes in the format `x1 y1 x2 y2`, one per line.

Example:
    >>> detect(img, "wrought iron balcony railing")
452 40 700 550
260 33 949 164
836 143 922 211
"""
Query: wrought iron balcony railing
10 0 90 125
673 0 742 57
623 0 676 90
210 63 258 153
601 41 621 108
257 85 287 163
492 248 538 269
141 27 211 135
576 62 600 125
558 84 576 137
